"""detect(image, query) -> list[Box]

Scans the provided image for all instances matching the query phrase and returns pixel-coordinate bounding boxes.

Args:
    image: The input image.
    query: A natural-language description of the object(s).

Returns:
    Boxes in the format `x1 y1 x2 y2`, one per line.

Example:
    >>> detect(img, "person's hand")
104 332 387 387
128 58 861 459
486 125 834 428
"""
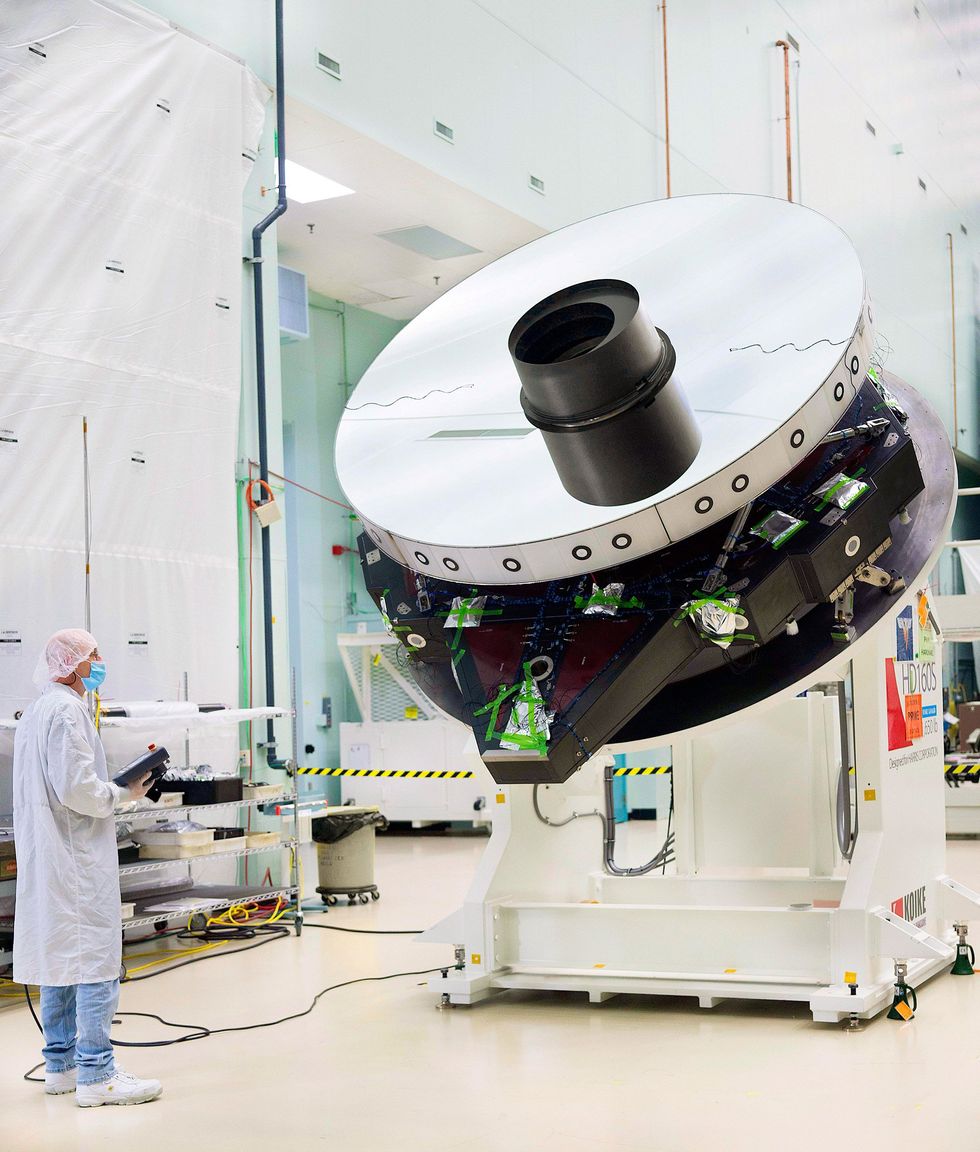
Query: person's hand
123 771 155 802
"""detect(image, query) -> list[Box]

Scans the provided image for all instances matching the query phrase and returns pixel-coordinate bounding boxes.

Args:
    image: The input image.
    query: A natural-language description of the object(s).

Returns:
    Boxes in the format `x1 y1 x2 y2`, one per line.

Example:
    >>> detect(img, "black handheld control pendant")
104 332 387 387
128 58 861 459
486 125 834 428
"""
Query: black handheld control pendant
113 744 170 803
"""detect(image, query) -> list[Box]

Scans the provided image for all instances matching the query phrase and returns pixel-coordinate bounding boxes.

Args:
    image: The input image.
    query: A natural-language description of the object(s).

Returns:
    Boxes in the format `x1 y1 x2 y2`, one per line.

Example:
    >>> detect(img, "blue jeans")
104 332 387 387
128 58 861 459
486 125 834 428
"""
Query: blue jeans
40 980 119 1085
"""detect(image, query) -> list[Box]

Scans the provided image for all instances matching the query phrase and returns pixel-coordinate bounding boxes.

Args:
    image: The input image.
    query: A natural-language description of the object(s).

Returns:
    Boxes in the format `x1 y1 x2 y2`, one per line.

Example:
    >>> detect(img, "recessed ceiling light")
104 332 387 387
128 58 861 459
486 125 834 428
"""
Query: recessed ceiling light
377 225 480 260
283 159 354 203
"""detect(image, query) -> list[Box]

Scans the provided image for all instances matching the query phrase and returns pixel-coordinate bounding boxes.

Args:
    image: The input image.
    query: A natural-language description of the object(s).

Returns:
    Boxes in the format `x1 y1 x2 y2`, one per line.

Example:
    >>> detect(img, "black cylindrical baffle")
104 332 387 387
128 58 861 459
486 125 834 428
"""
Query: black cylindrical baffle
508 279 701 506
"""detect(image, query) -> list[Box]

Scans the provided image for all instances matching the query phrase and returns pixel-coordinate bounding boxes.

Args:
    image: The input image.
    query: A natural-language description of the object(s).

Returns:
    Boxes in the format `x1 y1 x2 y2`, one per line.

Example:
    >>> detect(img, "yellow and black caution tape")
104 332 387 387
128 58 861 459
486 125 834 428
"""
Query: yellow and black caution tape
946 763 980 781
299 765 671 780
297 767 474 779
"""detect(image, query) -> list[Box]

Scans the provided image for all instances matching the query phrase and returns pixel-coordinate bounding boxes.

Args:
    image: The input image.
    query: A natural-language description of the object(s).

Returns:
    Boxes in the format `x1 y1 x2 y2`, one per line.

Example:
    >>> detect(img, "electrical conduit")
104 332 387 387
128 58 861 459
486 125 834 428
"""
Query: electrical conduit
250 0 288 767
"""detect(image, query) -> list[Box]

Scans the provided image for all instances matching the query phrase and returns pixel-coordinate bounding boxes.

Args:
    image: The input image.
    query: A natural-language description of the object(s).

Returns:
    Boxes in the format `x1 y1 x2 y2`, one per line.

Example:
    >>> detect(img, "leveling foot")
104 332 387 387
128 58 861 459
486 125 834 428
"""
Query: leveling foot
951 922 976 976
887 960 917 1021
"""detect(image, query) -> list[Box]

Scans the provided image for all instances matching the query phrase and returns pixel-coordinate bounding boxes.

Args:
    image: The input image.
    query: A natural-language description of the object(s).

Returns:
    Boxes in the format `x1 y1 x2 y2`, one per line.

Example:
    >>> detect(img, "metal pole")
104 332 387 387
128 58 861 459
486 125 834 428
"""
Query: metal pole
251 0 288 763
659 1 671 197
793 57 802 203
836 676 853 859
289 665 303 936
946 232 958 449
82 416 91 632
775 41 793 201
182 670 190 769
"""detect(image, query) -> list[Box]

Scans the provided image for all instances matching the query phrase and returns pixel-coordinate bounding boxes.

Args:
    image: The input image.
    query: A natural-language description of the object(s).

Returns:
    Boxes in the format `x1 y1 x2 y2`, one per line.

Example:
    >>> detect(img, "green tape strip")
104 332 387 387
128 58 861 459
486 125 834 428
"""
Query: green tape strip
436 598 502 653
573 592 645 611
474 661 548 754
673 590 738 628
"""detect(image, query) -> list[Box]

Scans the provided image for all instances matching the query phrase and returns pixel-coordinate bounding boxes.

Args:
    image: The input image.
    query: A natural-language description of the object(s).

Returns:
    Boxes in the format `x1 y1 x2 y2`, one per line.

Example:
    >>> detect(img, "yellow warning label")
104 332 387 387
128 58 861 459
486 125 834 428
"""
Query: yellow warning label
864 789 877 802
404 705 419 720
844 970 857 984
593 963 606 969
496 793 507 804
470 953 481 966
723 968 737 974
893 1000 913 1021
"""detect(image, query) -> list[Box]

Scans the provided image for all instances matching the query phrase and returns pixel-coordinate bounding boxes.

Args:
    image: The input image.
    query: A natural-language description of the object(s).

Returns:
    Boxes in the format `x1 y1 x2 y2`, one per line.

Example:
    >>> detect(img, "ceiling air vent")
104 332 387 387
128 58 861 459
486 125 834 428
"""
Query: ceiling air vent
316 51 341 79
433 119 455 144
529 174 546 194
278 265 309 342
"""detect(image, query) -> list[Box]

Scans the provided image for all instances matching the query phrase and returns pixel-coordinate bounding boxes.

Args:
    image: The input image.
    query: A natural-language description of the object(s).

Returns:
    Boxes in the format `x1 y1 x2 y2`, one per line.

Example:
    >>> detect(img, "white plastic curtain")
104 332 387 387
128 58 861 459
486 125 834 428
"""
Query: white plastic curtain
0 0 266 710
0 1 267 809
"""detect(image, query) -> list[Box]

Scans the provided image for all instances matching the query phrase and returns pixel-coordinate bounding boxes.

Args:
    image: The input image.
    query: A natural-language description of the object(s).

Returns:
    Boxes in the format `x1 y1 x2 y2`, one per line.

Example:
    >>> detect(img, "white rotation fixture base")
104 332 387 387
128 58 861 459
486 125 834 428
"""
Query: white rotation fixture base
424 587 980 1022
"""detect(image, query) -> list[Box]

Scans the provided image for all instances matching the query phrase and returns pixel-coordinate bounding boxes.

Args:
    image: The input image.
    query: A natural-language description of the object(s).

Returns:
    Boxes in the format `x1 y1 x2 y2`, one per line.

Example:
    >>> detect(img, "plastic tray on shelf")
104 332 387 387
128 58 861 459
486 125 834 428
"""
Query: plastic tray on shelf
243 782 285 801
134 828 214 848
210 827 247 842
158 778 243 805
138 842 216 860
245 831 281 848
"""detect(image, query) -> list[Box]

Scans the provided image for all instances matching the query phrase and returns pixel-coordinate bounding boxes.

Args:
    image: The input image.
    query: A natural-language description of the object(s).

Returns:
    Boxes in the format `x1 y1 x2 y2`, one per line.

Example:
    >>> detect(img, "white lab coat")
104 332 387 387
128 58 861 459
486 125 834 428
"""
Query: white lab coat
13 684 124 986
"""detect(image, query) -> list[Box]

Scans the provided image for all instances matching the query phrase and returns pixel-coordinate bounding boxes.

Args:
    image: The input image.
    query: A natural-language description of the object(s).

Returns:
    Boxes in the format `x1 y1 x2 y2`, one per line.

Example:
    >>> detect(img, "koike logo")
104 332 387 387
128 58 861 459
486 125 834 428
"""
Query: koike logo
891 885 926 926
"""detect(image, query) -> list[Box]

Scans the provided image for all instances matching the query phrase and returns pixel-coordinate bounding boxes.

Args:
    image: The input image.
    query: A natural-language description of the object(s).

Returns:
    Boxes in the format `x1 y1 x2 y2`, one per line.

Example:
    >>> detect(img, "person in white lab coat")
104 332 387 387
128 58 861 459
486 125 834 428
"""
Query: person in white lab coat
14 629 164 1107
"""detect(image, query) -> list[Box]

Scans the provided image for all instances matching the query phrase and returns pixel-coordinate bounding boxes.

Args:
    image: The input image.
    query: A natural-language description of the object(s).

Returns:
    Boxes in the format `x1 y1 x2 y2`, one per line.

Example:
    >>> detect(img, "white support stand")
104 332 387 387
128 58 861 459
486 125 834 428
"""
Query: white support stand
424 588 971 1023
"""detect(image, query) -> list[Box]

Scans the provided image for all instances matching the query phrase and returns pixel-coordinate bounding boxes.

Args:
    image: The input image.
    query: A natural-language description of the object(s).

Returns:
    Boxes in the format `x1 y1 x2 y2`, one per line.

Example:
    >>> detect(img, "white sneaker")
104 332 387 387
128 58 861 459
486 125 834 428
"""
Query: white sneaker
44 1067 77 1095
76 1069 162 1108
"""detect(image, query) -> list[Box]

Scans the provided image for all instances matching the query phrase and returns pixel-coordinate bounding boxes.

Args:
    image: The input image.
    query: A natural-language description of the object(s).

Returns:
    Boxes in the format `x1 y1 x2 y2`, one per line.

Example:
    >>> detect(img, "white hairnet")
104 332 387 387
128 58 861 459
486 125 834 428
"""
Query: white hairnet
32 628 98 691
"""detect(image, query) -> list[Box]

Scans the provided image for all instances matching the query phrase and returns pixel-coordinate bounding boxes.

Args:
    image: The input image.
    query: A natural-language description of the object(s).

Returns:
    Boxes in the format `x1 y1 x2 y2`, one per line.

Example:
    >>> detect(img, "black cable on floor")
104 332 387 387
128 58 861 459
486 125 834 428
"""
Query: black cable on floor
301 922 423 935
22 989 45 1083
204 965 454 1036
109 1011 211 1047
21 961 458 1079
24 985 41 1030
122 924 289 982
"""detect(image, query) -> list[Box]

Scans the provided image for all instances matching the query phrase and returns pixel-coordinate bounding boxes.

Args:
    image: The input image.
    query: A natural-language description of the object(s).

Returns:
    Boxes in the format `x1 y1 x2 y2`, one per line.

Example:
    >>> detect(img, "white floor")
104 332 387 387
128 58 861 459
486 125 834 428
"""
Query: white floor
2 823 980 1152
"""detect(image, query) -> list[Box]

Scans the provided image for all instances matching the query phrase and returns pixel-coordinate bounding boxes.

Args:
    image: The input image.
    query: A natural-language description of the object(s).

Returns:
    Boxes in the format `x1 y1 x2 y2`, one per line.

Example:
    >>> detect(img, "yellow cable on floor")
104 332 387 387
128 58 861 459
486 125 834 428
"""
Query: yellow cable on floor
124 941 222 975
203 896 287 931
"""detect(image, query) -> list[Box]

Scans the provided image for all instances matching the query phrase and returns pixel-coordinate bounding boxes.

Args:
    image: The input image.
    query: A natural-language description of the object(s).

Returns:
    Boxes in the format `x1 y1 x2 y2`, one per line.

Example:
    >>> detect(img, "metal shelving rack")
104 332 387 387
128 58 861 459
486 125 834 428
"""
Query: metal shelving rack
122 886 298 934
0 701 305 968
122 792 292 824
109 699 304 938
120 838 293 881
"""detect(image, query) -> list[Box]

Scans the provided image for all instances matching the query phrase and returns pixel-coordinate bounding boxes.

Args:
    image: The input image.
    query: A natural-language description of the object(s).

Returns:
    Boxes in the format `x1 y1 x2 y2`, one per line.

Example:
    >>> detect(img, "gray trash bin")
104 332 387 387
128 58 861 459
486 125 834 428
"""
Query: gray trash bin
312 806 387 906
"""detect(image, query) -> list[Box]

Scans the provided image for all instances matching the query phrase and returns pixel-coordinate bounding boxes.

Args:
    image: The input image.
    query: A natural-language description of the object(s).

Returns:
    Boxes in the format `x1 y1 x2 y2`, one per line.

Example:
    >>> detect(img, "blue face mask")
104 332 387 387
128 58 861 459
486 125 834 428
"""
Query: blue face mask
82 661 106 691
